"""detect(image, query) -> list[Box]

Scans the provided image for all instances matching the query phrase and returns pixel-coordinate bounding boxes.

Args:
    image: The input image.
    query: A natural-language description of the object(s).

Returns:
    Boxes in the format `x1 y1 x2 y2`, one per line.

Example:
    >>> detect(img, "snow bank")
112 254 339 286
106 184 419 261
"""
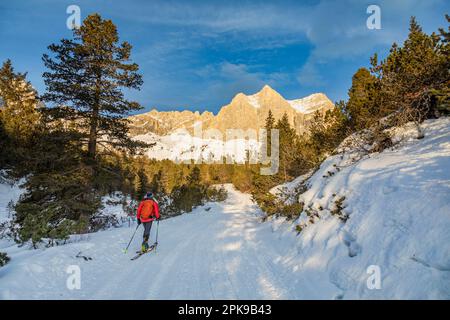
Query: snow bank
286 118 450 299
269 172 312 204
98 192 133 220
0 174 25 223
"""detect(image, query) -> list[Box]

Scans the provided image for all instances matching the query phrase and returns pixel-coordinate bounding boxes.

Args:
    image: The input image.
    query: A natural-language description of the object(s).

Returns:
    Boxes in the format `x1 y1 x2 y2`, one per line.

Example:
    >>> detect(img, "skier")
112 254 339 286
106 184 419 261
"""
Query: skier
136 192 160 253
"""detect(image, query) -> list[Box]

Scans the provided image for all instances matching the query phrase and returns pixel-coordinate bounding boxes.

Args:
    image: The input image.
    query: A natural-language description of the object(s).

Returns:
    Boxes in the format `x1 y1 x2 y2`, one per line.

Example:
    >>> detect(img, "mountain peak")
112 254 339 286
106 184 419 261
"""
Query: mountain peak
260 84 274 92
231 85 278 103
230 92 248 104
235 85 283 109
257 84 279 96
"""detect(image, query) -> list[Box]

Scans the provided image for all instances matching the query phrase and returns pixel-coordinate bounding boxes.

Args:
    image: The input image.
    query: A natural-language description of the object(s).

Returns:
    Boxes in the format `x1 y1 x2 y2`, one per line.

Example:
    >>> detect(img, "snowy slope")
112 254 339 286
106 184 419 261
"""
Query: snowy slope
134 130 260 163
282 118 450 299
288 93 333 114
0 174 24 223
246 93 261 109
0 118 449 299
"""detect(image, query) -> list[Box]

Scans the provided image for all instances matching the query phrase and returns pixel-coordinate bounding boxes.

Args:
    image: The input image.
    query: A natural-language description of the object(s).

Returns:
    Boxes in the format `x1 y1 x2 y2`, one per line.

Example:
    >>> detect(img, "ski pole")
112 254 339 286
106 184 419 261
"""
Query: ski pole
123 223 140 254
154 220 160 251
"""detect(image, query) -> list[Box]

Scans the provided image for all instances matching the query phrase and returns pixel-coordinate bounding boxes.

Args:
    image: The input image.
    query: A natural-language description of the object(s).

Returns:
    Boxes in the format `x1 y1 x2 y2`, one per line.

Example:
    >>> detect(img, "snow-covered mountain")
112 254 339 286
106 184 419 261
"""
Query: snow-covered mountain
128 85 334 137
129 85 334 161
1 118 449 299
288 93 335 114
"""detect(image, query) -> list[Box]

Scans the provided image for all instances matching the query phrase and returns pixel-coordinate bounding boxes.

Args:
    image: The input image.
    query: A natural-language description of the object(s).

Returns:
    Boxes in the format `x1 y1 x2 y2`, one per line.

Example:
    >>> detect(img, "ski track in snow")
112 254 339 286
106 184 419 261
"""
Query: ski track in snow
0 186 301 299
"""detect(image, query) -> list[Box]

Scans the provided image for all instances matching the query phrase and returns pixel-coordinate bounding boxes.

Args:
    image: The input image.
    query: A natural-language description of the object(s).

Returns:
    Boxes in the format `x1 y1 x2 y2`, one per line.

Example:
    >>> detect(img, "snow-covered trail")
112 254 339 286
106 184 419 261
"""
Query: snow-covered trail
0 186 303 300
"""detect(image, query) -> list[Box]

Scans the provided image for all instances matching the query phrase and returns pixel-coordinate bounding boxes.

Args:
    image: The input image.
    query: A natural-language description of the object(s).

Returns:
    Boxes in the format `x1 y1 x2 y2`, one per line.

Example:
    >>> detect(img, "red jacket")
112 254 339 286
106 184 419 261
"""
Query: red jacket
136 199 160 222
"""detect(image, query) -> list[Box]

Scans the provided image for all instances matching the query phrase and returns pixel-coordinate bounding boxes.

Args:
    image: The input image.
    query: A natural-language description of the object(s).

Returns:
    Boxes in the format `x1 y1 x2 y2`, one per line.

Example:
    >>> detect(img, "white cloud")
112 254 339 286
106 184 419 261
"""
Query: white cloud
297 61 323 87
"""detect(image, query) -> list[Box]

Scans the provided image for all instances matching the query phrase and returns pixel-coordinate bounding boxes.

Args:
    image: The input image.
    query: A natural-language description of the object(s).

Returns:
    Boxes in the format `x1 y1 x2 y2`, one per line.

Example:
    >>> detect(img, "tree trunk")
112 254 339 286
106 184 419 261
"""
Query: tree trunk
88 98 100 158
88 116 97 159
89 73 101 159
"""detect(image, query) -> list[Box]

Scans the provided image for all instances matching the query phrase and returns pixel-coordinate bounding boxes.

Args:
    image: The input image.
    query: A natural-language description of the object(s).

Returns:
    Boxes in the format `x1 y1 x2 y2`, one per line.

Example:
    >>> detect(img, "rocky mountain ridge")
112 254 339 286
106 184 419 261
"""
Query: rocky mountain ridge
128 85 334 136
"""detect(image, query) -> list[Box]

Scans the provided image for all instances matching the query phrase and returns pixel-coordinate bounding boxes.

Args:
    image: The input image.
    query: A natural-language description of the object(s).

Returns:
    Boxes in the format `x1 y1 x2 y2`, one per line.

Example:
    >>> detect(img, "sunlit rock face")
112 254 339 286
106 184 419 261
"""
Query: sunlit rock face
128 85 335 137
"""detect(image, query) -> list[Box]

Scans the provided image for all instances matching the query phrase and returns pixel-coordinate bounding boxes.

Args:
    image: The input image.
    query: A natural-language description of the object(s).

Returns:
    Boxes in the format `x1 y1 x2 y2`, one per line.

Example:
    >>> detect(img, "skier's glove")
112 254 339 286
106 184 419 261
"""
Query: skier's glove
137 219 141 225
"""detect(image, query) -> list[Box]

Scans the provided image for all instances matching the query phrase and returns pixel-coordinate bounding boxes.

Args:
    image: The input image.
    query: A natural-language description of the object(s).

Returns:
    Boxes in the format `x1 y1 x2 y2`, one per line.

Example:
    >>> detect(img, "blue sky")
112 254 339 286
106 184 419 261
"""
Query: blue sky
0 0 448 114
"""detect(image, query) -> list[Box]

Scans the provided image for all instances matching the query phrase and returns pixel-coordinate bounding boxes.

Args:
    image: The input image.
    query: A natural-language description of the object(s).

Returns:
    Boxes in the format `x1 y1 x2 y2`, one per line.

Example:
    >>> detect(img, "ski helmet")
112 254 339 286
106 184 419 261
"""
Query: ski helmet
144 192 153 199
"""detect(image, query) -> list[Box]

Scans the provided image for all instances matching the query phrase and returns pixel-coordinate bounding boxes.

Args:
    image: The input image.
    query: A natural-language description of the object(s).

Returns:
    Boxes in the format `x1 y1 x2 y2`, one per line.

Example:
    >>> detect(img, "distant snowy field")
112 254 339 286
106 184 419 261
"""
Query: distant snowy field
0 118 449 299
134 130 260 163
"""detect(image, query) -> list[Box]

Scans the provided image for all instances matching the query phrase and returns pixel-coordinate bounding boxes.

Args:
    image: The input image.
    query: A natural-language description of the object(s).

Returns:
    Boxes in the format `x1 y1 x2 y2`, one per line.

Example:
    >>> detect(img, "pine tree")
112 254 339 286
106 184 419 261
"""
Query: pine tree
187 166 201 186
15 163 102 246
150 169 166 194
0 109 8 168
170 166 205 213
309 103 350 156
346 68 379 130
134 168 148 200
264 109 275 155
372 16 448 137
433 14 450 114
42 14 145 159
265 109 275 130
275 113 299 181
0 59 40 143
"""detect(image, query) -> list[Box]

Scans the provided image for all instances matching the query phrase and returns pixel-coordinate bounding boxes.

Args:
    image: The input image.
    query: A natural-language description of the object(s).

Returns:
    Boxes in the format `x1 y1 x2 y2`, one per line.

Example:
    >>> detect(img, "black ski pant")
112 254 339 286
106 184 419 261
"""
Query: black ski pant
142 221 153 244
